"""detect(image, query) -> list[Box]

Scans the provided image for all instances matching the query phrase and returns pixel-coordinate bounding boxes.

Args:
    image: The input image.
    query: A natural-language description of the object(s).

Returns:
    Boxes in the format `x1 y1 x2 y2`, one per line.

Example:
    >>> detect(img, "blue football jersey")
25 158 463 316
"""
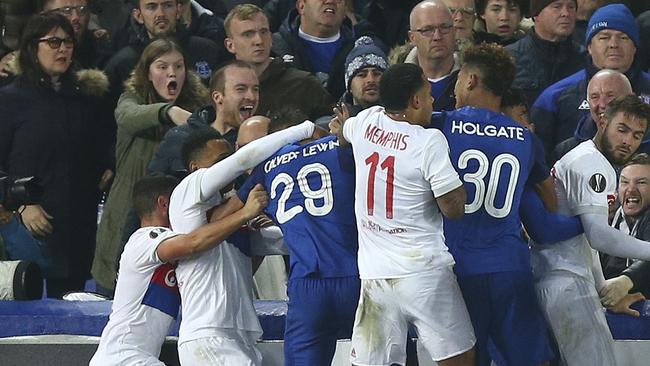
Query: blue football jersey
237 135 358 280
430 107 548 276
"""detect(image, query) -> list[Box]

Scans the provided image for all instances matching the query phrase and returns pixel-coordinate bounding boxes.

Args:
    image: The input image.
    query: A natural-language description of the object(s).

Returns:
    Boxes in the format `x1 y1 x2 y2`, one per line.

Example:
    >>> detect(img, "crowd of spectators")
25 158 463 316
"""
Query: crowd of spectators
0 0 648 313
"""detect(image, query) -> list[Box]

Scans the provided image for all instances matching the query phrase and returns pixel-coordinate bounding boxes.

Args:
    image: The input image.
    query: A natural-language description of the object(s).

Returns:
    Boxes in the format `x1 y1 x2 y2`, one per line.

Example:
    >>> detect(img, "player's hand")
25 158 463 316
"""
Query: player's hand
20 204 54 237
248 214 274 230
600 275 634 307
608 292 645 317
242 184 268 220
330 102 350 134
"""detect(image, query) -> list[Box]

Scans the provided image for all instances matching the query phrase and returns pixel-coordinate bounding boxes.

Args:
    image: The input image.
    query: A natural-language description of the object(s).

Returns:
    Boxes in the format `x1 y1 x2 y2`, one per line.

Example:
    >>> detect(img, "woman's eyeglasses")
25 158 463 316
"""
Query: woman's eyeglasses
38 37 75 49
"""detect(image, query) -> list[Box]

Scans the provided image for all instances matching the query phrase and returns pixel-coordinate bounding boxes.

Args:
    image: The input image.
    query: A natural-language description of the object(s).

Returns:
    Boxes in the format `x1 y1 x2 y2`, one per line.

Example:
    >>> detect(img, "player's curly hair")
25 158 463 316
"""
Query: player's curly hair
461 43 516 97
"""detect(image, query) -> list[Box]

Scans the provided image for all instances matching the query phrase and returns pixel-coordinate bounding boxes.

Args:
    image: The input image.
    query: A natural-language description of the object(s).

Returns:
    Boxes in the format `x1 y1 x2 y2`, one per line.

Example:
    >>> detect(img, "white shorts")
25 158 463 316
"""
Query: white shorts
178 335 262 366
350 266 475 366
536 274 617 366
89 348 165 366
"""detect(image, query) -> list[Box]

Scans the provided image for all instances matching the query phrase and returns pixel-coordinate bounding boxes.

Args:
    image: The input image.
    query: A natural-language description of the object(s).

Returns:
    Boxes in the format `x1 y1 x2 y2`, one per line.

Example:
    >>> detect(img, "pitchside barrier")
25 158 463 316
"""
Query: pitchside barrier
0 299 649 365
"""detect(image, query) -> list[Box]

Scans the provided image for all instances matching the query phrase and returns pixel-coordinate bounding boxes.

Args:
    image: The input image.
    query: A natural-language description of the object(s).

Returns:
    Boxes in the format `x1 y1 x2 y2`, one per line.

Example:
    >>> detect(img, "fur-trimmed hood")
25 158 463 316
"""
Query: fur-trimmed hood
5 51 109 97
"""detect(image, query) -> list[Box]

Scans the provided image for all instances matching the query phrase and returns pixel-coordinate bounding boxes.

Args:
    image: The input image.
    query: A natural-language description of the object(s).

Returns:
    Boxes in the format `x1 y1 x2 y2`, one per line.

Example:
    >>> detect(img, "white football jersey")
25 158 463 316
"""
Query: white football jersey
90 227 180 365
169 168 262 346
531 140 616 282
342 106 462 279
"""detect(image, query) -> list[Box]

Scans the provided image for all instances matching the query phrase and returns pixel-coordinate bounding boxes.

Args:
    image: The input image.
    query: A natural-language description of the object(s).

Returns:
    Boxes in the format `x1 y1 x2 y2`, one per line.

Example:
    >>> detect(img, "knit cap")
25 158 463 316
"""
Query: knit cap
344 36 389 90
585 4 639 47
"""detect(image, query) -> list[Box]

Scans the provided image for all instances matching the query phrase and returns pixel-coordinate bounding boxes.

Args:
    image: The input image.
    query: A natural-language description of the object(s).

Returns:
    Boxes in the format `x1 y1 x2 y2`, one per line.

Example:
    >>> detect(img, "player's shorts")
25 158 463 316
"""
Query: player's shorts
457 271 554 366
89 348 166 366
177 335 262 366
350 266 475 366
284 275 361 366
535 273 617 366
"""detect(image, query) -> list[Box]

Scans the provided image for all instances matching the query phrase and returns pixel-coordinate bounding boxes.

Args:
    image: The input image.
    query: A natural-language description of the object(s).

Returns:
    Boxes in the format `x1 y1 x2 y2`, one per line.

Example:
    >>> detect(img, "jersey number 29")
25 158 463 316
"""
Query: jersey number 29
458 149 520 218
270 163 334 223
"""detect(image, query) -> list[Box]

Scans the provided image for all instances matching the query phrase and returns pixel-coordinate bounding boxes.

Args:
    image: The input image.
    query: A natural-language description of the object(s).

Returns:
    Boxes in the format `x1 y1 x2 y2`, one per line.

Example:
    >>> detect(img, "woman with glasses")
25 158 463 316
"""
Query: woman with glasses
0 12 112 298
92 38 209 297
40 0 112 69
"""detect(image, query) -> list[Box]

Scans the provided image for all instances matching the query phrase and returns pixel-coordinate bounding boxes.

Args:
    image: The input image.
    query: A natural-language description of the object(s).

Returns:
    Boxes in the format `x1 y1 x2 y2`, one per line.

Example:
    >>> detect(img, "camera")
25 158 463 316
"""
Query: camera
0 171 43 211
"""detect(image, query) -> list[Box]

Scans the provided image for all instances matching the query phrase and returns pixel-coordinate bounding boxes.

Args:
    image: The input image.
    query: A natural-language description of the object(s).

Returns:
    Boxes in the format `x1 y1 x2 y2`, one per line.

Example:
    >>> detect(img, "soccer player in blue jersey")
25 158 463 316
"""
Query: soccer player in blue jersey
233 125 360 366
428 43 578 366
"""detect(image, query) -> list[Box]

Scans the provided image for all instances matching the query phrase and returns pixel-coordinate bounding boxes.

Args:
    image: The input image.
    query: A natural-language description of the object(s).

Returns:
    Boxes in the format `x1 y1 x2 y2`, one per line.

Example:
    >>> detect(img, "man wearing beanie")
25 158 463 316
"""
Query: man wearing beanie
341 36 389 117
507 0 585 106
530 3 650 164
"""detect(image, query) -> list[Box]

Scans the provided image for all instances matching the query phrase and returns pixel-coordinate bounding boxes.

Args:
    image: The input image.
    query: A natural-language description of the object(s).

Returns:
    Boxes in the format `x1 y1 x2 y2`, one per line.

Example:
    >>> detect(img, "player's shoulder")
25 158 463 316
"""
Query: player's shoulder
556 140 611 176
123 227 175 261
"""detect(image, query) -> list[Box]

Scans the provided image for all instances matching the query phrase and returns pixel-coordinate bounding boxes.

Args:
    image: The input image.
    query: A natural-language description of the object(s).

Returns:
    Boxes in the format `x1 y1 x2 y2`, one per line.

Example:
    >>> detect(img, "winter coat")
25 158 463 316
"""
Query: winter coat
404 46 459 112
92 76 207 289
0 69 110 279
506 29 586 106
271 9 381 101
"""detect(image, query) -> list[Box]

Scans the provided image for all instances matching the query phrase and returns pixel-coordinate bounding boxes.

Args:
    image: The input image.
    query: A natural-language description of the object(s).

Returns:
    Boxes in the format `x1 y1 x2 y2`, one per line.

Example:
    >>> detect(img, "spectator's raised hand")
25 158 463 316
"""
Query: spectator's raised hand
600 275 634 307
21 204 53 237
609 292 646 317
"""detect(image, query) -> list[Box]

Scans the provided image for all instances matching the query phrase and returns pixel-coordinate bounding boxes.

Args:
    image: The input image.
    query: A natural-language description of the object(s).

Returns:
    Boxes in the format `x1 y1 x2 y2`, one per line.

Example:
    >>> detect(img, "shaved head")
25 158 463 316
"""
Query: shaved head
236 115 271 149
587 69 633 125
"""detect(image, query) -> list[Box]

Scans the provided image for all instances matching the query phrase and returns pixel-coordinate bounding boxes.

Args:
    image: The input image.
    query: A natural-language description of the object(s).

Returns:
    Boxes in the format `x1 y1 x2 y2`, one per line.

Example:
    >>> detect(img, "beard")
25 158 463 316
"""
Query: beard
601 132 631 166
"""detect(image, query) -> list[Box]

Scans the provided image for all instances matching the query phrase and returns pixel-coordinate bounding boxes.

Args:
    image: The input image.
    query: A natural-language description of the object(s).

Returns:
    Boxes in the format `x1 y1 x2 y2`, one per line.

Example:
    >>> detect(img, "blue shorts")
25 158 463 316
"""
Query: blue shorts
284 275 360 366
457 271 554 366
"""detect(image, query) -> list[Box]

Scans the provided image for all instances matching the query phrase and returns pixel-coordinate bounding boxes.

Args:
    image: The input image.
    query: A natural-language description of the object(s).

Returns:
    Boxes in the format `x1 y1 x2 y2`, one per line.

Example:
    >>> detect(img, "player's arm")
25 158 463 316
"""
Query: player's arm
529 134 557 211
581 213 650 262
157 184 267 262
425 132 466 219
198 121 315 200
520 186 583 244
436 186 467 219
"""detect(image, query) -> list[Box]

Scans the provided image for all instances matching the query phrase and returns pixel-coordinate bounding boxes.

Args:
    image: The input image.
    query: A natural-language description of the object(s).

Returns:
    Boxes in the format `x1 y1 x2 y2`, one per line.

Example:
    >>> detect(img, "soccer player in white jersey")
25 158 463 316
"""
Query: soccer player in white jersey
531 95 650 366
169 122 315 365
90 175 268 365
336 62 476 366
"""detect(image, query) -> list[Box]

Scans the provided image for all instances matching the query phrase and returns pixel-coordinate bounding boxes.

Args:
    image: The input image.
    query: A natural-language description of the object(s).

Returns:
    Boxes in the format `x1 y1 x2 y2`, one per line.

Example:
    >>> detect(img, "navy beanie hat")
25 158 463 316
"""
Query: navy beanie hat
585 4 639 47
344 36 389 90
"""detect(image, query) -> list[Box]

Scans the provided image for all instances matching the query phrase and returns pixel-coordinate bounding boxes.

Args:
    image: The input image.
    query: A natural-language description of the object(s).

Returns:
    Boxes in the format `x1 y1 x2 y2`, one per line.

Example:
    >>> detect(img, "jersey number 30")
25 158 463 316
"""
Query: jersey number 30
458 149 520 218
270 163 334 224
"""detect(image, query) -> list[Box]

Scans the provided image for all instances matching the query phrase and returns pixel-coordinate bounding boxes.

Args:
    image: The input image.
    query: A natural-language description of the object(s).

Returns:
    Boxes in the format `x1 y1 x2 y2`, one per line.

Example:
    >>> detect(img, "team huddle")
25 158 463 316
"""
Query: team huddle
90 43 650 366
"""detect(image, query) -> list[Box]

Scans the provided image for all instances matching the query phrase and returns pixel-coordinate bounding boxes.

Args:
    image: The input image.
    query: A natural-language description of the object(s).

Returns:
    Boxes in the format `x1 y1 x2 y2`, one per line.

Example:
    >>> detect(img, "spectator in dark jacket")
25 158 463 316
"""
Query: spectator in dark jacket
0 13 111 298
362 0 418 49
178 0 229 56
600 153 650 313
105 0 226 102
225 4 333 120
530 3 650 164
506 0 585 106
271 0 380 100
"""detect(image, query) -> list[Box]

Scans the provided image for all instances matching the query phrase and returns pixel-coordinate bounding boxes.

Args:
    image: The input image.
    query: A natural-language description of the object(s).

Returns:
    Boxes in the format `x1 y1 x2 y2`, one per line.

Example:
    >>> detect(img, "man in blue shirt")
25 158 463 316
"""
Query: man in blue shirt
430 43 570 366
235 128 360 366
